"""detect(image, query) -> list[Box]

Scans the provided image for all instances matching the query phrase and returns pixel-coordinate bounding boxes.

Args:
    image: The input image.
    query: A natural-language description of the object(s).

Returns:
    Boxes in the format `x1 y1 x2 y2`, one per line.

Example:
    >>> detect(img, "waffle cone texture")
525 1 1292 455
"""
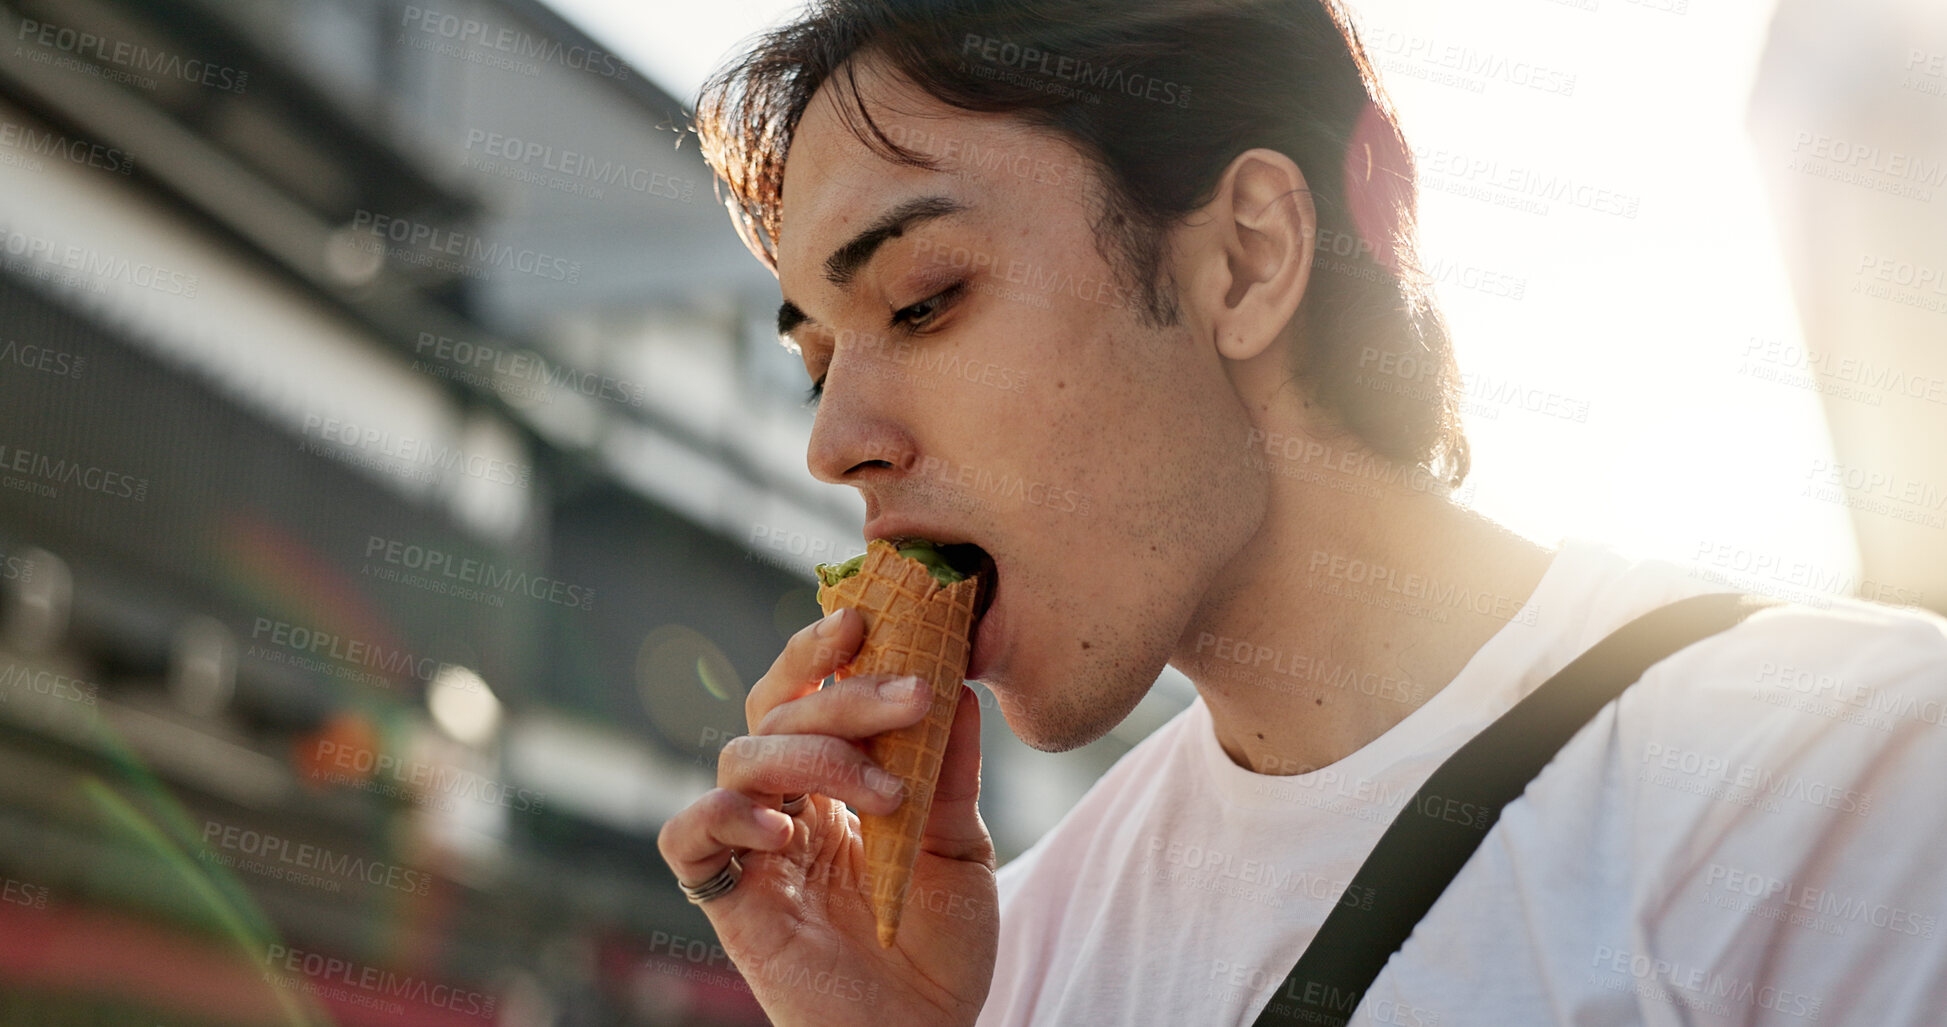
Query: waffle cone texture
815 539 981 948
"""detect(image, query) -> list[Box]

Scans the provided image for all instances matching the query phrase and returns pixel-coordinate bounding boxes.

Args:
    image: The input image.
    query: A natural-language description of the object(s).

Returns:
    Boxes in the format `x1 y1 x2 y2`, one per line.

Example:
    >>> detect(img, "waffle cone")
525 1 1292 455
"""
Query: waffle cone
816 539 981 948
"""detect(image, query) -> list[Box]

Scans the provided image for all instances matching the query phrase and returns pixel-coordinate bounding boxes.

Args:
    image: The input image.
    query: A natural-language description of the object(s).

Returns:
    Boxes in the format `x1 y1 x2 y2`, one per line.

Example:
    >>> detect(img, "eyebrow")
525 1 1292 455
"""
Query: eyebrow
776 194 968 342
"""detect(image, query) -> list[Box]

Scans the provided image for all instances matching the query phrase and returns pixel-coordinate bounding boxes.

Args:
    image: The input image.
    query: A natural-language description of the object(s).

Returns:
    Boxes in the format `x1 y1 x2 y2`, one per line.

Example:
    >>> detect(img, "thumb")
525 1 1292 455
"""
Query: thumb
920 686 993 866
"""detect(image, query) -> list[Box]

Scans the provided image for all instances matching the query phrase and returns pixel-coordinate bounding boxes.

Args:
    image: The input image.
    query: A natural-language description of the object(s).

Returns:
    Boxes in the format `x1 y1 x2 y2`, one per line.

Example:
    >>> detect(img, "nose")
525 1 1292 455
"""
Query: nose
805 354 919 487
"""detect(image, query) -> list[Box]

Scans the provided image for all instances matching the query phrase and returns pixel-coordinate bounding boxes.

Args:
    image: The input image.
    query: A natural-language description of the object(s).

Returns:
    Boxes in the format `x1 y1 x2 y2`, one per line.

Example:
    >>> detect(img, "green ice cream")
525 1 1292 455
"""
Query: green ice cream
817 539 971 588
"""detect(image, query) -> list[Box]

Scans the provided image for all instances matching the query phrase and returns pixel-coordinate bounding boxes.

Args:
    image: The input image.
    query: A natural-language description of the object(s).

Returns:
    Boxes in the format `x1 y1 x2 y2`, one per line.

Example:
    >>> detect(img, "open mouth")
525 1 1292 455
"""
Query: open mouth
939 543 999 622
887 538 997 621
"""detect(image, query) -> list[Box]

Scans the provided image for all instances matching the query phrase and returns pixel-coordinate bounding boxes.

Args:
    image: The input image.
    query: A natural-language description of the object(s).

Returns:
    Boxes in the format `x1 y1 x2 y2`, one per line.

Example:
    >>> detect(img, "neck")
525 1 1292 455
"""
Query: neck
1171 444 1554 776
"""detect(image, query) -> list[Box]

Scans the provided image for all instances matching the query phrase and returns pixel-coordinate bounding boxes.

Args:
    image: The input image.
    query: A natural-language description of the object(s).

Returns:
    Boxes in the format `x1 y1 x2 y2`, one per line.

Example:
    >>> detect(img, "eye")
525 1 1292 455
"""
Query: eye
890 282 965 334
803 373 826 409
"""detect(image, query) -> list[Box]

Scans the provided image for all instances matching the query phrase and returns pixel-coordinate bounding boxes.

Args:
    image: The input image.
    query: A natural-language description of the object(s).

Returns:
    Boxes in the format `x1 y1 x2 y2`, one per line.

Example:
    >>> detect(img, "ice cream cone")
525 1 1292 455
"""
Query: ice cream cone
816 538 981 948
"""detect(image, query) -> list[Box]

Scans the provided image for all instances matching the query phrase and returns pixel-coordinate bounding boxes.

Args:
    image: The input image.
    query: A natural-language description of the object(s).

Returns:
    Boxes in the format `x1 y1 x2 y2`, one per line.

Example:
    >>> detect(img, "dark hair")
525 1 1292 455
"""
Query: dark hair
696 0 1469 486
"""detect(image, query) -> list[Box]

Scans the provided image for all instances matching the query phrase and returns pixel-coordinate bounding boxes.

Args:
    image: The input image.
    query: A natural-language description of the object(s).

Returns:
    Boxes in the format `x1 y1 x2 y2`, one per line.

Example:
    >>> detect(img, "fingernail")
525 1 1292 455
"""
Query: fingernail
879 675 920 701
865 766 904 798
815 609 845 638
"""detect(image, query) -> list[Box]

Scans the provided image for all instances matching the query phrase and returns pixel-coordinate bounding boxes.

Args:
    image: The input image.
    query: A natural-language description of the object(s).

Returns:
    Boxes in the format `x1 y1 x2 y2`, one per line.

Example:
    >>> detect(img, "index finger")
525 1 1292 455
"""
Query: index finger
746 607 863 730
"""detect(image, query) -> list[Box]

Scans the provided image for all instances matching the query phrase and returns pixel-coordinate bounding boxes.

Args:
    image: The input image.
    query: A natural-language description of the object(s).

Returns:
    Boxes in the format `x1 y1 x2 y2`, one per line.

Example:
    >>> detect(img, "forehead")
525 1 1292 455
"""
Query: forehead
775 60 1079 283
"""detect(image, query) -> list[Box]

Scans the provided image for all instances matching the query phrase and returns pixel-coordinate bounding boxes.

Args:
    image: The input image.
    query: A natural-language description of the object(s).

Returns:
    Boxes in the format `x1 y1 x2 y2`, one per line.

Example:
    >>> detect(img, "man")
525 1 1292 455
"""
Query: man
658 1 1947 1023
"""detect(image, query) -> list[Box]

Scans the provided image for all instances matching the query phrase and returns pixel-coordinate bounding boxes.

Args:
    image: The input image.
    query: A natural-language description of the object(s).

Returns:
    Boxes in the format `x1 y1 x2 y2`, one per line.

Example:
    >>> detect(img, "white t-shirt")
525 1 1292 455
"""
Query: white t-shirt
978 540 1947 1026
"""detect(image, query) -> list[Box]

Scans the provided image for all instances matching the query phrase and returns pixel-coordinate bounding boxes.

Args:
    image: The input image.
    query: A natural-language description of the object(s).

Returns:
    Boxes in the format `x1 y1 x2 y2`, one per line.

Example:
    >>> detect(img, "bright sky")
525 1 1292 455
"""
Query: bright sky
544 0 806 106
550 0 1857 582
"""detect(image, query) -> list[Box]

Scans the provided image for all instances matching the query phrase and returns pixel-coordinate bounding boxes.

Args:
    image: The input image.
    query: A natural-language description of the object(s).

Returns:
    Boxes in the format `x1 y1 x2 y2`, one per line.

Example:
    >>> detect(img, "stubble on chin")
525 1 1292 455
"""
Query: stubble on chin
1002 661 1152 754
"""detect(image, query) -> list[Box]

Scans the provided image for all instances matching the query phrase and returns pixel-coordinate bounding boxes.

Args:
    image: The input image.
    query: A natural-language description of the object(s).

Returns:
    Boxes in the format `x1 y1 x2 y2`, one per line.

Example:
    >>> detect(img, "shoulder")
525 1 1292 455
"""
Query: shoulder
1612 595 1947 884
1556 539 1947 755
1633 596 1947 737
1594 600 1947 1018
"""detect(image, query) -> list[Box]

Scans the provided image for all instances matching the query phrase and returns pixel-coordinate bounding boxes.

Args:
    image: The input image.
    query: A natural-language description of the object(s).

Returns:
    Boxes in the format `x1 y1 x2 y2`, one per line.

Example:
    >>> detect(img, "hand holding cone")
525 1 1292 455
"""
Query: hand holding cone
815 539 983 948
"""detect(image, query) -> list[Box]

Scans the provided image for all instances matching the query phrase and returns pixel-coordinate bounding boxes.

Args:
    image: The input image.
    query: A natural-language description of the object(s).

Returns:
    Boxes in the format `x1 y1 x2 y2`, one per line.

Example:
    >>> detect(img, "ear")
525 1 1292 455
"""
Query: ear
1184 149 1315 362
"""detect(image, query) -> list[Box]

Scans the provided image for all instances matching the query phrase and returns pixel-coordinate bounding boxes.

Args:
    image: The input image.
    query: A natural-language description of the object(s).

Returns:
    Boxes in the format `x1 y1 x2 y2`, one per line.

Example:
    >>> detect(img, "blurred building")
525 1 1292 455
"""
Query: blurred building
3 0 1937 1024
1749 0 1947 609
0 0 1186 1023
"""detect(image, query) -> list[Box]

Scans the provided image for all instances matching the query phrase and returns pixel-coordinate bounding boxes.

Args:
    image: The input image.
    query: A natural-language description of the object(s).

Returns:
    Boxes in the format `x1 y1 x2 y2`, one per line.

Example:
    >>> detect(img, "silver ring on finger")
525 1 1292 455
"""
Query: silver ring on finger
680 853 742 904
778 793 809 816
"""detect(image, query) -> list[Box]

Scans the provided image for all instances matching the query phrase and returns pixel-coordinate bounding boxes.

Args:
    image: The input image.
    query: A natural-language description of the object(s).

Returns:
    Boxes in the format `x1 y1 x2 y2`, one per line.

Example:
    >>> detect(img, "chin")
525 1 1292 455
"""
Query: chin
984 664 1149 754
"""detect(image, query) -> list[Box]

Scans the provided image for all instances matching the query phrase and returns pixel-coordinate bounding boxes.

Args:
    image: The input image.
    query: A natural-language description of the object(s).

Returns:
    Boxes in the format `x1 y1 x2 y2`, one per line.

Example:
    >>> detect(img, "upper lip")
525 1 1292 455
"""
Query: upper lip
861 516 980 551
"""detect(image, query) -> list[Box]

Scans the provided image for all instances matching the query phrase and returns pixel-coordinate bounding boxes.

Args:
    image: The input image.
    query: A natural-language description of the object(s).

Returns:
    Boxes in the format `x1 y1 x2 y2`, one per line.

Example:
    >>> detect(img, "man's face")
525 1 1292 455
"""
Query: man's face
776 60 1269 751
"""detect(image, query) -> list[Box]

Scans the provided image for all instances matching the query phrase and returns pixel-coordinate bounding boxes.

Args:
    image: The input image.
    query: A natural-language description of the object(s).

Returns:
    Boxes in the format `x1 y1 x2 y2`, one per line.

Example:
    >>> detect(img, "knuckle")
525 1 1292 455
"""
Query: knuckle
699 787 744 820
752 705 790 736
744 688 766 725
655 821 677 860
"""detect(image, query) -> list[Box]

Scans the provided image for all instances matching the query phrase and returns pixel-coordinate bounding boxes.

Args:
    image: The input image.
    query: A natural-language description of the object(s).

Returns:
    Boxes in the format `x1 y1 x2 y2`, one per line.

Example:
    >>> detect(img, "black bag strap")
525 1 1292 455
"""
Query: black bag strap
1252 592 1780 1027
